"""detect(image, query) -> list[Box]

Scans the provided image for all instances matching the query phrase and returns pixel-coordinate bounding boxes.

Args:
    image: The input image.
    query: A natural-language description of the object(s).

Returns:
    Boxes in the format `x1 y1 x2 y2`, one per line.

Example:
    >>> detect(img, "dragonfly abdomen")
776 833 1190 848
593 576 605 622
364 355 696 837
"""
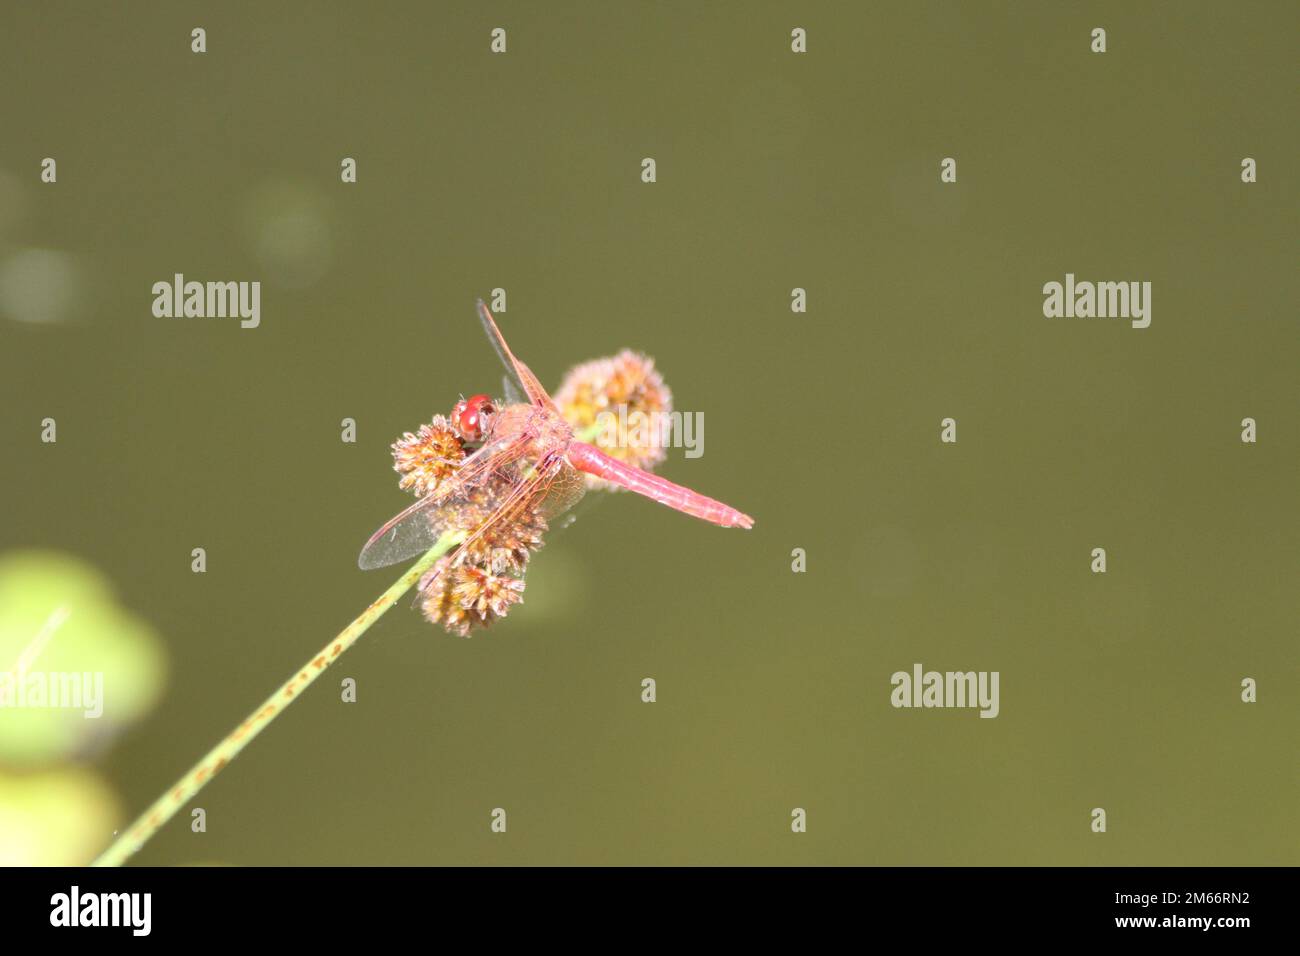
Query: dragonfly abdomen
567 441 754 529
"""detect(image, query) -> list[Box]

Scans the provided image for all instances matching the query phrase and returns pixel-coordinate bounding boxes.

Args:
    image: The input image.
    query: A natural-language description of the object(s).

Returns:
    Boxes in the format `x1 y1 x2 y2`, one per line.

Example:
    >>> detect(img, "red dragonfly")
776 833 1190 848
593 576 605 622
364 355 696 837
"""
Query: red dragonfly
358 302 753 574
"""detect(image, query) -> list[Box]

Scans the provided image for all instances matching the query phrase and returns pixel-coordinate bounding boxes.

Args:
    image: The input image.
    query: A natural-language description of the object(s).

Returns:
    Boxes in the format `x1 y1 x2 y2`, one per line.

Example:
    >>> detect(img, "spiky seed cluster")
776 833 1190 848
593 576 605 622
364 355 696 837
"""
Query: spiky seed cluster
391 409 542 637
391 416 465 498
452 565 526 622
553 349 673 488
428 473 549 575
417 558 526 638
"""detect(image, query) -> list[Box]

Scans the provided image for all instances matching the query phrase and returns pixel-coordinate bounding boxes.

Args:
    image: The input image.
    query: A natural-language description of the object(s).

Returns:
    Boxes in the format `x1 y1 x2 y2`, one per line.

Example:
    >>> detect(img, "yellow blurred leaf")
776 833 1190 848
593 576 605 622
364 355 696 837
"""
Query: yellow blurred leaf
0 551 166 765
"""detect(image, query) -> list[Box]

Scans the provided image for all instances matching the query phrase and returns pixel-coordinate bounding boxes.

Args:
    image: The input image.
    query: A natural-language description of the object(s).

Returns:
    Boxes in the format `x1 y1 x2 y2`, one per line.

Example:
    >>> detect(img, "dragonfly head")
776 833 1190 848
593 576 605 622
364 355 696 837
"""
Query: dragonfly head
452 394 496 443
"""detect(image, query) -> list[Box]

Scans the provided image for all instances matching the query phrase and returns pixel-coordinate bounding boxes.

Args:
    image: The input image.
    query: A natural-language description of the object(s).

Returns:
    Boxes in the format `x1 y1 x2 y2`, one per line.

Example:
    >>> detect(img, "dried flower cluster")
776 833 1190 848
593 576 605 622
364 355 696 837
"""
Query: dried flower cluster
416 557 527 637
553 350 672 488
391 352 673 636
390 413 538 637
390 416 465 498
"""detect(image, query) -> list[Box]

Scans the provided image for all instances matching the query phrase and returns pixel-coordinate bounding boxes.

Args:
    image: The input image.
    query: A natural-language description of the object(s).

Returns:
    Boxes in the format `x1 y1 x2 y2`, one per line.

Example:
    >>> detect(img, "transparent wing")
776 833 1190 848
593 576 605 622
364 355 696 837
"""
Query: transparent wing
357 495 451 571
358 440 587 571
552 481 610 530
452 454 586 562
357 437 530 570
501 373 527 406
476 299 557 410
406 456 587 607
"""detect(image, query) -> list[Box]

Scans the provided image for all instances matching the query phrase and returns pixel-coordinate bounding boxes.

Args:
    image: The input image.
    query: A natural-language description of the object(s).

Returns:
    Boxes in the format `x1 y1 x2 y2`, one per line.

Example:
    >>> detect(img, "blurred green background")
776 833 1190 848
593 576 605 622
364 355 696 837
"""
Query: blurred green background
0 1 1295 865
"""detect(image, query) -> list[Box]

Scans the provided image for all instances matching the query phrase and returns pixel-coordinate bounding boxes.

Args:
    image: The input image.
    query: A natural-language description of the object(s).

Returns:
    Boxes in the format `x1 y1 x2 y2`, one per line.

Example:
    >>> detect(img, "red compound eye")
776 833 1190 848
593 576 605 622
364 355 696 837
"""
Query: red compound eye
453 394 495 442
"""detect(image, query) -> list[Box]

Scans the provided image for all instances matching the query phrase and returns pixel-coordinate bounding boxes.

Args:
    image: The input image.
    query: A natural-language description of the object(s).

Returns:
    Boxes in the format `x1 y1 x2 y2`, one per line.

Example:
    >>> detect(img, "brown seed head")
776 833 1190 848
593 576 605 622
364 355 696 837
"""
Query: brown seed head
396 407 550 636
391 416 465 498
419 558 526 637
428 473 549 574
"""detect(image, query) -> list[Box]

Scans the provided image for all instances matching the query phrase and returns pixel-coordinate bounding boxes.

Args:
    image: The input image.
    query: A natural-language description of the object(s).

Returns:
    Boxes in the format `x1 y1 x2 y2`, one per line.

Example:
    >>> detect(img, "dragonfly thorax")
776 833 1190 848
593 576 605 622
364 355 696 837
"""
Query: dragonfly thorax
491 402 574 458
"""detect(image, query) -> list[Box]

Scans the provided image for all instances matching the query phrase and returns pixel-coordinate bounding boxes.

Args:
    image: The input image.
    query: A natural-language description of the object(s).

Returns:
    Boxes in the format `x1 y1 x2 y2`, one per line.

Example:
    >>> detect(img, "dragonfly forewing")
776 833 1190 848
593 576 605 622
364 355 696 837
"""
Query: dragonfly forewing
357 436 586 571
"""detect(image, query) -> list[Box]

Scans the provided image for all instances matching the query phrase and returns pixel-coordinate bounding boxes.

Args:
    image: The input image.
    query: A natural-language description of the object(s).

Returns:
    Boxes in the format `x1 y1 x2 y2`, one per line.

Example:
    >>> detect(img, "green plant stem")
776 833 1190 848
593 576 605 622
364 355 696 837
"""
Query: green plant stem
91 532 463 867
